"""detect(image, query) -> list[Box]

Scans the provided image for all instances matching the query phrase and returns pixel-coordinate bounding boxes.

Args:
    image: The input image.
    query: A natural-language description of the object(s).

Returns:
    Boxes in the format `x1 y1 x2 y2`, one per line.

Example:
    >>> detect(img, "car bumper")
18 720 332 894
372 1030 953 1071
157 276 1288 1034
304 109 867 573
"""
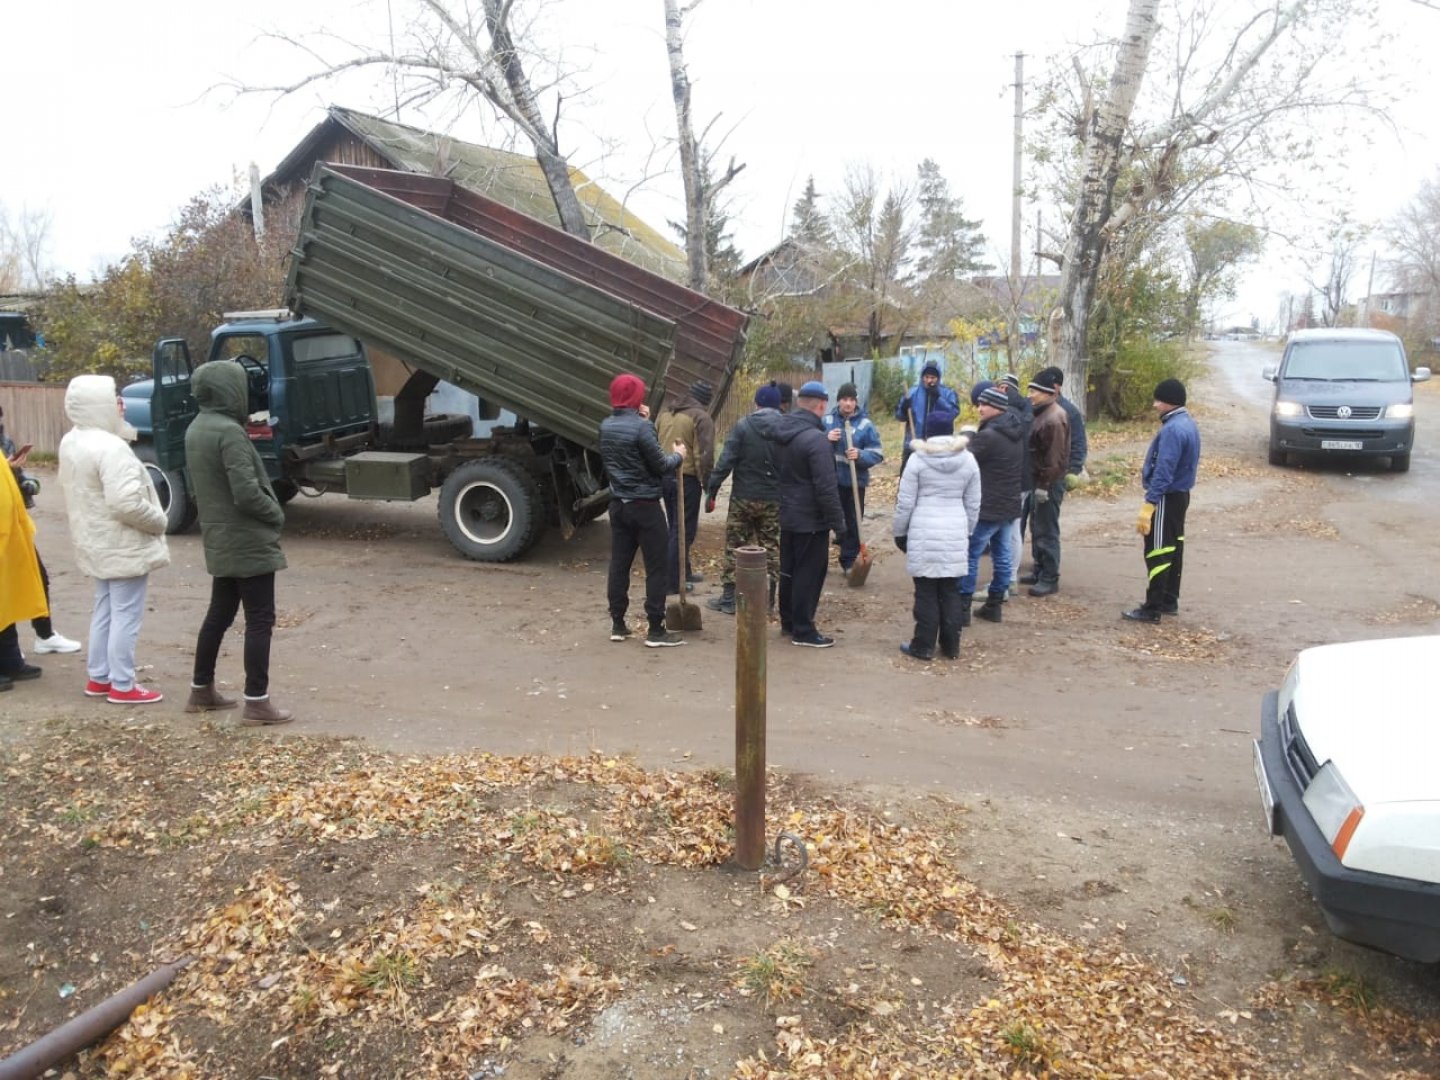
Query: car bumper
1255 691 1440 963
1270 417 1413 456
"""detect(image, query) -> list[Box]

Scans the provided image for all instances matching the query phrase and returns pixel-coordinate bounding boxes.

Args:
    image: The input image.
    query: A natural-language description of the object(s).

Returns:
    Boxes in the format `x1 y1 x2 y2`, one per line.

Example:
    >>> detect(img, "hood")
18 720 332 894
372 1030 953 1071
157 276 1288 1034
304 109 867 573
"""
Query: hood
65 374 135 439
910 434 971 468
982 408 1025 443
193 360 252 422
772 408 822 445
829 405 871 425
668 392 706 415
747 407 784 439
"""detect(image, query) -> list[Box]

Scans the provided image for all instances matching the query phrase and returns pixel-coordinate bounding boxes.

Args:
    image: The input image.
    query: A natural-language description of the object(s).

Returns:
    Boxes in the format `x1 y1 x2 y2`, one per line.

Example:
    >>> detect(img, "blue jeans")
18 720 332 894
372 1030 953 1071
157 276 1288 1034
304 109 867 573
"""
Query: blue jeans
959 518 1016 596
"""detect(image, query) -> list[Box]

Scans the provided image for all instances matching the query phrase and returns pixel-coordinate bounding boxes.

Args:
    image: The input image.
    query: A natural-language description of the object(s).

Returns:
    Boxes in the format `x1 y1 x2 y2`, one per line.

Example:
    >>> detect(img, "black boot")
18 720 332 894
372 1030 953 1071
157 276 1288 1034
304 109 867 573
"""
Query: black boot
958 593 973 628
976 591 1004 623
707 583 737 615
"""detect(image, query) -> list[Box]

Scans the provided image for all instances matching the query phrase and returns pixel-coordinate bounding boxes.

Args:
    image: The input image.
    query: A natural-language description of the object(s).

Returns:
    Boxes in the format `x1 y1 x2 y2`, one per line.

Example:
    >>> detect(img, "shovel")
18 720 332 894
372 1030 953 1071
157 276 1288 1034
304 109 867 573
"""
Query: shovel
665 466 702 632
844 420 872 588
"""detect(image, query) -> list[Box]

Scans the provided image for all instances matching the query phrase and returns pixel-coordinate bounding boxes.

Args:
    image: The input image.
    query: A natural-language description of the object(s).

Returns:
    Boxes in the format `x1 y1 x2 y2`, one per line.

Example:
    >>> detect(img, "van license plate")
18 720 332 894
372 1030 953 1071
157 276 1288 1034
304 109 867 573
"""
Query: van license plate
1321 440 1363 450
1253 740 1278 835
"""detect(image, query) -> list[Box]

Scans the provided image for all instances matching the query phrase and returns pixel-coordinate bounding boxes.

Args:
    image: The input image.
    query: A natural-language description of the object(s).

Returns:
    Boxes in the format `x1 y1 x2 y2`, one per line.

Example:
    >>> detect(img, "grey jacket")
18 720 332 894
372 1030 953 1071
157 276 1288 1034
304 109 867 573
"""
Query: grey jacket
892 435 981 579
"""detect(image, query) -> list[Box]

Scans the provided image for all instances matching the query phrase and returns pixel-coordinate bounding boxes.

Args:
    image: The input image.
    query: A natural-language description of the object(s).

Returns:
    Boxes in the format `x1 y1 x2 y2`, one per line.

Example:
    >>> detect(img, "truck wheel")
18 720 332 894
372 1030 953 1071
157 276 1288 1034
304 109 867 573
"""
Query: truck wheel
1390 452 1411 473
133 444 197 533
438 457 543 562
378 413 474 450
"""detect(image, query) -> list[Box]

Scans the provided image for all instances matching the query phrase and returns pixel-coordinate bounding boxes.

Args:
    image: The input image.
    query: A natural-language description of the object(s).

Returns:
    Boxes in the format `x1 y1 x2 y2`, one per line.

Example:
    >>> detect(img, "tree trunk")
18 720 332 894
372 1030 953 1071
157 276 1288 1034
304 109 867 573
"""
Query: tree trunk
665 0 708 292
482 0 590 239
1049 0 1160 415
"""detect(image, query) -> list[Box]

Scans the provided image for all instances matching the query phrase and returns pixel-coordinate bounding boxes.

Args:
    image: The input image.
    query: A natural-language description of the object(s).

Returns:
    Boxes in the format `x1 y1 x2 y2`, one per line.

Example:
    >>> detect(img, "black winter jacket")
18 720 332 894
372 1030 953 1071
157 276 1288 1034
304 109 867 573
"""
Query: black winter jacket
772 409 846 534
708 408 782 503
599 408 681 501
1057 393 1087 474
967 408 1025 522
1004 385 1036 492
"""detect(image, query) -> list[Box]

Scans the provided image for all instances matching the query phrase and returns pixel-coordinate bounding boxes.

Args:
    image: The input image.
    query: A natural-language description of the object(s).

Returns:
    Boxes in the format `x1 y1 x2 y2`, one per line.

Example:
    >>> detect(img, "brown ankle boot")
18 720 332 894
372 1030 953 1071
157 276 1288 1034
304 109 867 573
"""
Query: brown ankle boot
241 696 294 726
185 684 238 713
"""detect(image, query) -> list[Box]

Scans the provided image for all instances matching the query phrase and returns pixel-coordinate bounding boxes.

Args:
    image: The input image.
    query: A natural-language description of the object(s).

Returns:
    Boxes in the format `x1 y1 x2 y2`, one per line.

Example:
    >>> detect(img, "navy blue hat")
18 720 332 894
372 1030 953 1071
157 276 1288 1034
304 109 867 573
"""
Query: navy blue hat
754 384 781 409
921 361 942 379
798 380 829 401
924 406 957 438
970 378 996 406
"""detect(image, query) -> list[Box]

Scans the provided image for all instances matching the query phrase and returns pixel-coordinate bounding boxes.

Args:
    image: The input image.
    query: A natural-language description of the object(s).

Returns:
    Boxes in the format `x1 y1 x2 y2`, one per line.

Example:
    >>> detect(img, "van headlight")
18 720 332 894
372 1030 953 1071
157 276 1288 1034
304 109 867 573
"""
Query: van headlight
1274 401 1303 418
1386 403 1414 419
1302 761 1365 860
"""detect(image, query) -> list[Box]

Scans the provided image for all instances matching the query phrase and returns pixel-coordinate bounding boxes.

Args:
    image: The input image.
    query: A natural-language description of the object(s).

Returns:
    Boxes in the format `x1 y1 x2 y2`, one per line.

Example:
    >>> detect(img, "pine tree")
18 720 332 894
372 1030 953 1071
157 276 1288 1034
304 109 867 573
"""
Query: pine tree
911 159 988 282
789 175 832 248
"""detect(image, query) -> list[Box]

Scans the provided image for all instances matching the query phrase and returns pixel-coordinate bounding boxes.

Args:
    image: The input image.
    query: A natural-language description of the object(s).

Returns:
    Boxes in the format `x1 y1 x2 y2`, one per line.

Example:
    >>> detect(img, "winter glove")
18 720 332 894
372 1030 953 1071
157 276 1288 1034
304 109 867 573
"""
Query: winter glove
705 494 717 514
1064 472 1081 491
894 535 908 553
1033 486 1050 506
1135 501 1157 536
19 475 39 499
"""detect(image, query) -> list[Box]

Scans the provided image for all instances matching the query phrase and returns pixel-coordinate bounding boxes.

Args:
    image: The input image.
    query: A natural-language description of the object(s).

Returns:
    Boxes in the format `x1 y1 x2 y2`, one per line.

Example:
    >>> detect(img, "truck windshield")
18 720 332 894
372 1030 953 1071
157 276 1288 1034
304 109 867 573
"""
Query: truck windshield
1284 341 1408 381
292 334 362 363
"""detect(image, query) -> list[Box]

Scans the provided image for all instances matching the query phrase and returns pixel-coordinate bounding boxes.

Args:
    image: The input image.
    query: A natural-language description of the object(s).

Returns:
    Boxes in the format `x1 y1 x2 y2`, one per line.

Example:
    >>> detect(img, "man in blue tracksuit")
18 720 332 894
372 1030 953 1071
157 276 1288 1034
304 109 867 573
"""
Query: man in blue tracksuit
822 383 884 575
895 361 960 470
1124 378 1200 623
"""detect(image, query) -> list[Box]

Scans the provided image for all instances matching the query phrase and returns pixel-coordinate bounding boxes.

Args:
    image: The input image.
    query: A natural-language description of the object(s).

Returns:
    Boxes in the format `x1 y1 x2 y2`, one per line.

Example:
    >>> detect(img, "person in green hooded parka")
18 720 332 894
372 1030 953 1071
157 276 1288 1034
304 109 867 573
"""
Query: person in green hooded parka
184 361 294 725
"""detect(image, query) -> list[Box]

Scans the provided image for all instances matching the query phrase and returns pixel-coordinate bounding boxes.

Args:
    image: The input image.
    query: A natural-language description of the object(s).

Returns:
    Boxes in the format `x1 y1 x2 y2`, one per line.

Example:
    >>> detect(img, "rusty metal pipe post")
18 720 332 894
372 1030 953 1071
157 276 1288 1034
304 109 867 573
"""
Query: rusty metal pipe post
734 545 768 870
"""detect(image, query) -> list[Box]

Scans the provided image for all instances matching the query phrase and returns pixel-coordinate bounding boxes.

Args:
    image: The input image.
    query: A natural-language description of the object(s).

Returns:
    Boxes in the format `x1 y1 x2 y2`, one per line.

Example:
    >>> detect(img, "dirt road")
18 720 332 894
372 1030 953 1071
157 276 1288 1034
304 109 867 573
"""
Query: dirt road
6 340 1439 1051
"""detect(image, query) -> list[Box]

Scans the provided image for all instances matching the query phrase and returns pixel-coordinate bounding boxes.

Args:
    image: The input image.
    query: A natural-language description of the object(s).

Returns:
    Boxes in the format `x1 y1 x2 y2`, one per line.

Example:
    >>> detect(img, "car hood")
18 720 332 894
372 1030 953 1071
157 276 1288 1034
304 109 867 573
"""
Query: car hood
1276 380 1411 407
1291 636 1440 805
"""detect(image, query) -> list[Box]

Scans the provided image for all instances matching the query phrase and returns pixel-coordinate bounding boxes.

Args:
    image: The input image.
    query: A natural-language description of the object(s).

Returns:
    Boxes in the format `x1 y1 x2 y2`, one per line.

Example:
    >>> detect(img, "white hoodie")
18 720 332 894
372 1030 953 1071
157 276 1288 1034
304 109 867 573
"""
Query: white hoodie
57 375 170 581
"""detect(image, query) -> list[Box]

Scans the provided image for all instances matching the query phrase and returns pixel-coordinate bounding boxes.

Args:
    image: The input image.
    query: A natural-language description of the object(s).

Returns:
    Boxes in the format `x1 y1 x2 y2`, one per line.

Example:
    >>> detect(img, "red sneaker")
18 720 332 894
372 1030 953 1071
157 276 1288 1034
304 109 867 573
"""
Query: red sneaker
84 679 112 698
107 685 164 705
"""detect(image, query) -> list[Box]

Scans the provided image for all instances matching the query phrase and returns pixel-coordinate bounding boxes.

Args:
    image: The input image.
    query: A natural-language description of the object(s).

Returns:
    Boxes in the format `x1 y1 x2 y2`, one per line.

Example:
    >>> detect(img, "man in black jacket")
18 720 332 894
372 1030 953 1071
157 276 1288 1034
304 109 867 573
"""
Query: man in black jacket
771 381 846 648
705 383 784 615
960 385 1026 624
599 373 688 647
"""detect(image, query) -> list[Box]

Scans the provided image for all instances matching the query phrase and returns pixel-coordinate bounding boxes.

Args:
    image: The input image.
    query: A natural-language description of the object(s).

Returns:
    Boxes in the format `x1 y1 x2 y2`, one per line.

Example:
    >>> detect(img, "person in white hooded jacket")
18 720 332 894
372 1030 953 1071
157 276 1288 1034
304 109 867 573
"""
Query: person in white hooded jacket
892 406 981 661
58 375 170 705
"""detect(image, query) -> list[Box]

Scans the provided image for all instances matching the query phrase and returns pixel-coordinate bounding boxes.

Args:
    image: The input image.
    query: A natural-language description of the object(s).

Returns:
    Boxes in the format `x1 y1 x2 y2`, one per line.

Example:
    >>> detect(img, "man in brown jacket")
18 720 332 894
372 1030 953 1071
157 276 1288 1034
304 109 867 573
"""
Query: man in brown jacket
656 380 715 594
1024 370 1071 597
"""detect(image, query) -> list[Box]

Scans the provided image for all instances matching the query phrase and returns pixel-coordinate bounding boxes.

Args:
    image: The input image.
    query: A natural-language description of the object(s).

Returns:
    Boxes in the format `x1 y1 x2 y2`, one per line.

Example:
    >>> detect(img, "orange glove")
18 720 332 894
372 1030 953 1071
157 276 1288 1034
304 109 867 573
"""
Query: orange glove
1135 502 1156 536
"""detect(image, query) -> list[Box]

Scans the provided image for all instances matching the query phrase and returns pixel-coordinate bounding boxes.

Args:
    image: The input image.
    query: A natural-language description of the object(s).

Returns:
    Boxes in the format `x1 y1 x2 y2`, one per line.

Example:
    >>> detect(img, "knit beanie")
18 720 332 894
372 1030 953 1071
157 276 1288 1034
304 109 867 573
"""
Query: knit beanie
609 373 646 409
1154 378 1187 407
837 382 858 401
970 378 996 406
978 386 1011 410
924 406 957 438
775 381 794 407
754 384 782 409
690 379 714 407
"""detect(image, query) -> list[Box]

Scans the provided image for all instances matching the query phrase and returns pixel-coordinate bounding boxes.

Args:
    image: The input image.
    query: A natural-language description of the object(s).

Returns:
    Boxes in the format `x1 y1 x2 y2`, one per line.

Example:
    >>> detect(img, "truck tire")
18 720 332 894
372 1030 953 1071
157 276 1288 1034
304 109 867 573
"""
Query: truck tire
134 444 197 534
438 457 544 562
378 413 474 450
1390 452 1410 473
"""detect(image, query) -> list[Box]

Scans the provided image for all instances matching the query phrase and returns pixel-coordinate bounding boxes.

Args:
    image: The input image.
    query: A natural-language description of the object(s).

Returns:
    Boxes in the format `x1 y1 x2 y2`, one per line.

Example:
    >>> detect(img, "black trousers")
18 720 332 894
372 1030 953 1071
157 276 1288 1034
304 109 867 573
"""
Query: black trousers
911 577 961 658
837 484 866 569
32 555 53 639
1143 490 1189 611
193 573 277 698
1029 481 1066 584
0 622 23 673
778 529 829 639
608 499 669 630
662 474 702 592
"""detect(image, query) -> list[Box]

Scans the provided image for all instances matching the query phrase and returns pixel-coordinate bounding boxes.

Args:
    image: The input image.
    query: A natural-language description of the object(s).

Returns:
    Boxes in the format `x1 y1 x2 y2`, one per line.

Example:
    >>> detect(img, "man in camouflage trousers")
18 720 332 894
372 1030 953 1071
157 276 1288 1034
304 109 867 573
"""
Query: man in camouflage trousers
704 383 785 614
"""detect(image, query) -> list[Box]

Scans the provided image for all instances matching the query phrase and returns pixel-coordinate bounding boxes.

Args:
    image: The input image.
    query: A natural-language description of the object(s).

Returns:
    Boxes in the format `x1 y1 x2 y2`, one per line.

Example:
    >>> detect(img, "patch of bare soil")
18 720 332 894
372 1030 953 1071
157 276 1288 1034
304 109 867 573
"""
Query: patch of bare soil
3 722 1438 1079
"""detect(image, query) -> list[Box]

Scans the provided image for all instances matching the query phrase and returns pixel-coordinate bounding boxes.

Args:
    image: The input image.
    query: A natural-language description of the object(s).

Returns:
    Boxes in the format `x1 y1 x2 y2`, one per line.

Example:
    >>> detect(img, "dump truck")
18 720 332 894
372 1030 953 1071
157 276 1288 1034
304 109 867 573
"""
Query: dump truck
122 163 749 561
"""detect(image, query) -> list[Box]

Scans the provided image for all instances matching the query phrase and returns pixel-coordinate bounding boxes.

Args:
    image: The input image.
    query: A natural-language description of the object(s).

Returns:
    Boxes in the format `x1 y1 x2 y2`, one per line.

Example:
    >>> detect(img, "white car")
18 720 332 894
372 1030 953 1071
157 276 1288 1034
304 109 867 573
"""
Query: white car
1254 635 1440 962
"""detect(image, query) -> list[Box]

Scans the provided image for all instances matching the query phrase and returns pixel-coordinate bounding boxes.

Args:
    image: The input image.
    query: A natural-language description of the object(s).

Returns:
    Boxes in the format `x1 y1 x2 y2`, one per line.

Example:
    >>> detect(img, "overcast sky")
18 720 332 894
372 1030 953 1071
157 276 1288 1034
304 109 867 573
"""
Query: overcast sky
8 0 1439 327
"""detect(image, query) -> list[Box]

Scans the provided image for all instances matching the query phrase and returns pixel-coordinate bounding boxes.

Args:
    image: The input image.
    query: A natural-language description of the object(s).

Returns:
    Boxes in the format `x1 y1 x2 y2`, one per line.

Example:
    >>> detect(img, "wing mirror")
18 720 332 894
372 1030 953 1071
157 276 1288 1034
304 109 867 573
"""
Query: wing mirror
1262 365 1277 382
1413 367 1431 383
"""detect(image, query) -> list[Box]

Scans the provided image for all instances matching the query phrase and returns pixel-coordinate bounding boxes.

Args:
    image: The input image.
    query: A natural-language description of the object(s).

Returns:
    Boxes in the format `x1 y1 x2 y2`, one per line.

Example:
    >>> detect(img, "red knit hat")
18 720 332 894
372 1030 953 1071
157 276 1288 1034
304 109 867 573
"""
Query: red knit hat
609 373 646 409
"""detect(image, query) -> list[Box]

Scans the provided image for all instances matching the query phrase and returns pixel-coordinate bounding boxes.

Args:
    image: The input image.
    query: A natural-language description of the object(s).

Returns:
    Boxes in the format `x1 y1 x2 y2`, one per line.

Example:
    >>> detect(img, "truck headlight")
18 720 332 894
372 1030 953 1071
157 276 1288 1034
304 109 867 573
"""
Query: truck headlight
1386 403 1414 419
1274 401 1303 418
1302 761 1365 860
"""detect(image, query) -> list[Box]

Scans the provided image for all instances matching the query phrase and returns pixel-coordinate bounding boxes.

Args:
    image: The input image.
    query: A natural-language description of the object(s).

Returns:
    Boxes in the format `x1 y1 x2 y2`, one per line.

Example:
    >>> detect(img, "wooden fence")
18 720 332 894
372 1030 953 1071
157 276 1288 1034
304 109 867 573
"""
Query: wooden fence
0 381 69 455
714 367 818 435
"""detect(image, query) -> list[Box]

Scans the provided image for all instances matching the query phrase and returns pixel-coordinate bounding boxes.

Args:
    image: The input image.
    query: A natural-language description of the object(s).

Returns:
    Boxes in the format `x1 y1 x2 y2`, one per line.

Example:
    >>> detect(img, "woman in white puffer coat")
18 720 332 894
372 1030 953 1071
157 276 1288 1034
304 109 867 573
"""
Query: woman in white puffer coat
892 406 981 661
58 375 170 705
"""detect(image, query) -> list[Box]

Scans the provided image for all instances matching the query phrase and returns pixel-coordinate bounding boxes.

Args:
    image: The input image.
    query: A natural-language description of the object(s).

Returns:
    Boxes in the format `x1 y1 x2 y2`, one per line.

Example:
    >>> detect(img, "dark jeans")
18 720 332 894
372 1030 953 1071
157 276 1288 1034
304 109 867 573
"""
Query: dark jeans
1029 481 1066 584
778 529 829 639
32 554 53 639
837 483 867 569
911 577 961 658
608 499 669 630
193 573 277 698
662 474 702 592
0 623 23 673
1143 490 1189 611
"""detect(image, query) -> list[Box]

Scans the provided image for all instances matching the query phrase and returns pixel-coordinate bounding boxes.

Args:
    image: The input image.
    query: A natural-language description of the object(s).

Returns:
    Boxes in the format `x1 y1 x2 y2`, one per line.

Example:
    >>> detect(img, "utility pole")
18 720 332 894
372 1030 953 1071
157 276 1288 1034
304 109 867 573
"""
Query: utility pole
1361 251 1377 327
1009 51 1025 369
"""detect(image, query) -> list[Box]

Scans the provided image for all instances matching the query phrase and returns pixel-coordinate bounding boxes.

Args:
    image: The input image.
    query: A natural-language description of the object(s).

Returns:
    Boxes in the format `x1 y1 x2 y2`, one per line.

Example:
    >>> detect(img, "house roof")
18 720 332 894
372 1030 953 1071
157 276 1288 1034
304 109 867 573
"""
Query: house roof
263 106 687 281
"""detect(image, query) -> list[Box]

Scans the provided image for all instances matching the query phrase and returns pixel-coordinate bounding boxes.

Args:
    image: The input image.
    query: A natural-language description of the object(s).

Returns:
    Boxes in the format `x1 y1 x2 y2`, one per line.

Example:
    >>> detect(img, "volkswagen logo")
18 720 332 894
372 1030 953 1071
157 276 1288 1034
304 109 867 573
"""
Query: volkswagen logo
1337 405 1352 419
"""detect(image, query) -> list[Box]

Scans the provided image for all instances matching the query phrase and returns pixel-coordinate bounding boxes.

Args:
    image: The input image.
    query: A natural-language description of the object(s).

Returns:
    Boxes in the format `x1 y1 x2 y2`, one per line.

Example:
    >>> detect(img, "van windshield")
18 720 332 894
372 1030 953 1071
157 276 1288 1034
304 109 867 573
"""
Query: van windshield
1284 341 1408 381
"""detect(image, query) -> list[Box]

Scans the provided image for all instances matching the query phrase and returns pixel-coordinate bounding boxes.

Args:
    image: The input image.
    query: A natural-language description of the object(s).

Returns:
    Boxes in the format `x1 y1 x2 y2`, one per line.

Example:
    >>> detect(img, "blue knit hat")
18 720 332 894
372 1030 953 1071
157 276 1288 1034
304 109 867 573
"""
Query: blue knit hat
754 384 782 409
924 406 957 438
970 378 996 406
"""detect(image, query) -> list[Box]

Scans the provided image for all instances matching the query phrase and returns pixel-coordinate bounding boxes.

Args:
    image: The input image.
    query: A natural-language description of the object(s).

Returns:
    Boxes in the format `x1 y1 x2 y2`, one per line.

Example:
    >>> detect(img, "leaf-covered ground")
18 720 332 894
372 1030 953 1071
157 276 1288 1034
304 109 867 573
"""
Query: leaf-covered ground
3 718 1435 1078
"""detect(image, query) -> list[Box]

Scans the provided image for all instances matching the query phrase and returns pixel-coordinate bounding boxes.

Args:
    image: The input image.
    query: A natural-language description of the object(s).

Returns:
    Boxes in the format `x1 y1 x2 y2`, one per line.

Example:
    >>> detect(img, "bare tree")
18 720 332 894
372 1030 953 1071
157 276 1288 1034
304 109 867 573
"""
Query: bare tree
663 0 744 293
1307 216 1366 327
1387 170 1440 298
0 203 53 290
242 0 591 238
1043 0 1384 409
832 165 914 355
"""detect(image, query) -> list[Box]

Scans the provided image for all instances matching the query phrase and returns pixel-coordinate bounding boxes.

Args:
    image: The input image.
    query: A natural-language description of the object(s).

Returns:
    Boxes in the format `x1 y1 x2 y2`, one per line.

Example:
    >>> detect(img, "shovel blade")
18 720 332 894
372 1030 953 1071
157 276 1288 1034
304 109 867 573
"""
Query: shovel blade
846 546 873 588
666 597 703 632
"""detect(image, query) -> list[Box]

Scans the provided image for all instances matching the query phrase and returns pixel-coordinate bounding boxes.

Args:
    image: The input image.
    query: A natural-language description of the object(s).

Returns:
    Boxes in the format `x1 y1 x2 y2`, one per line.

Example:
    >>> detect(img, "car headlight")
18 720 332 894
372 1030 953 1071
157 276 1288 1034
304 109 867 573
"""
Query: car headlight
1274 401 1303 418
1386 403 1414 419
1302 761 1365 860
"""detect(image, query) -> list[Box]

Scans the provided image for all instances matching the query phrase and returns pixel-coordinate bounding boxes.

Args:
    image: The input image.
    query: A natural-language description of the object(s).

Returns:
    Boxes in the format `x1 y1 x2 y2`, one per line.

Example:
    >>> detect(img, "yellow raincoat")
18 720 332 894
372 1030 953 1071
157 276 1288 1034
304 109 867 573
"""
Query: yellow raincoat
2 464 47 629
